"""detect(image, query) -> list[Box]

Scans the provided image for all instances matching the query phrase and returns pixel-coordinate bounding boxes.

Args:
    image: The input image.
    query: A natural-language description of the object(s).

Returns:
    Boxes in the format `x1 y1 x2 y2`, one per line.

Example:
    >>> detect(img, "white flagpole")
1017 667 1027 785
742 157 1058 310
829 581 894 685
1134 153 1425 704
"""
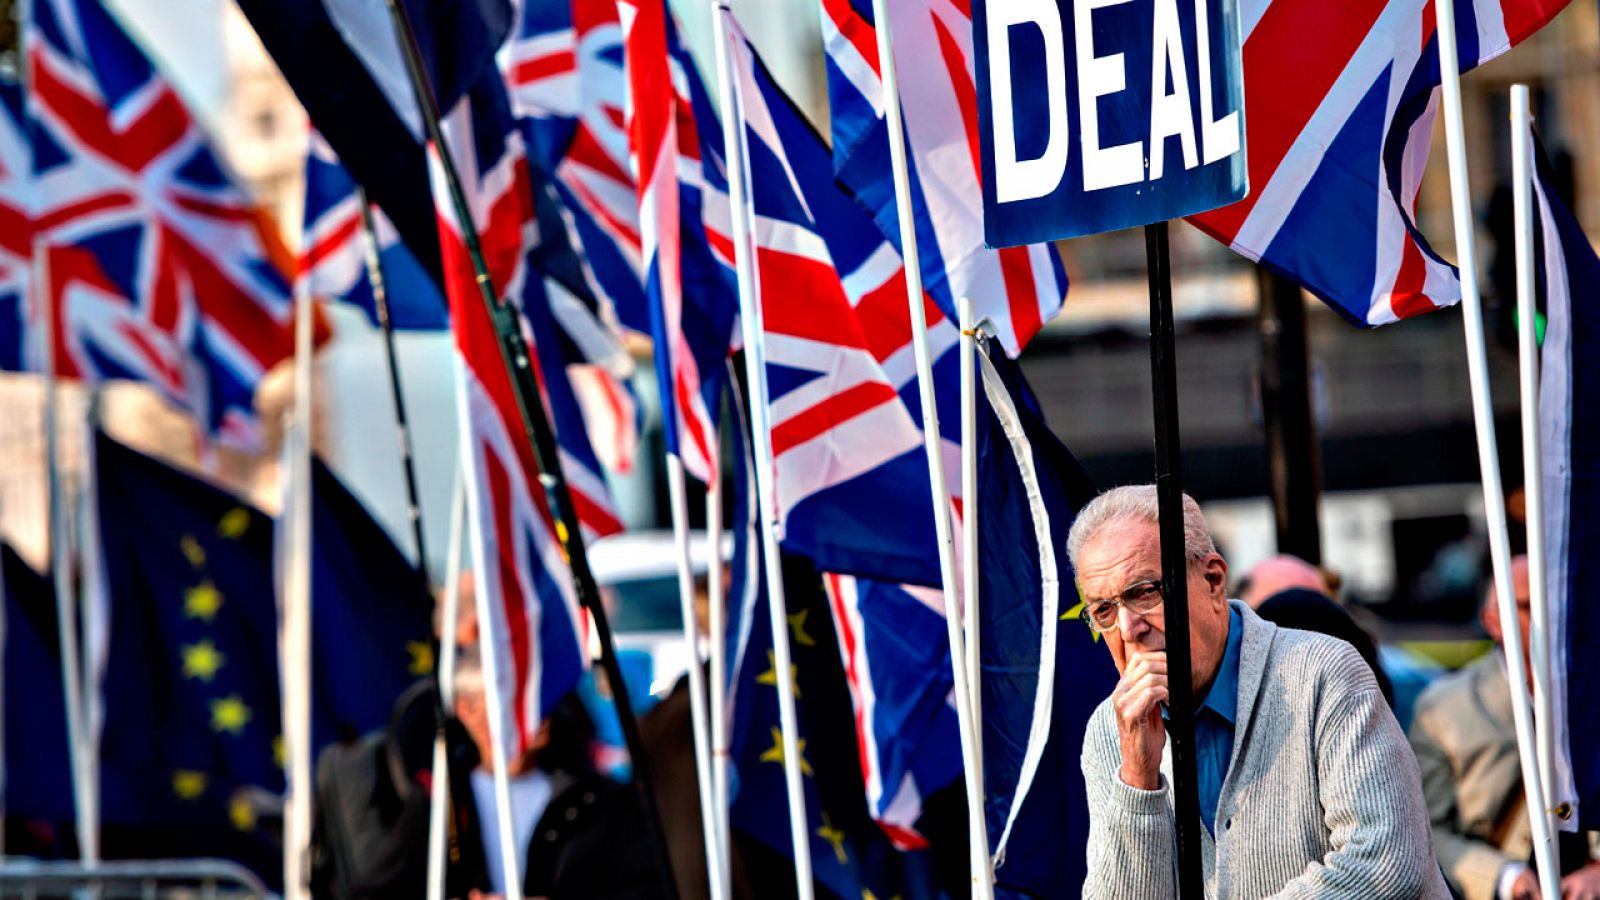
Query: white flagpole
281 289 316 900
867 2 993 894
711 7 815 896
665 452 727 900
426 467 468 900
706 436 732 900
1434 11 1560 897
959 297 982 759
1510 84 1560 839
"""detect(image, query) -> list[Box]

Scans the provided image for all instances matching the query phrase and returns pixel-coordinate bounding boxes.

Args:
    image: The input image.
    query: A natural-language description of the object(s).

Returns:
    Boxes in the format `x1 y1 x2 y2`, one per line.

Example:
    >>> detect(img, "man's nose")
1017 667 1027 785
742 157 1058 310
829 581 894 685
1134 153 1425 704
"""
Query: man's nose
1119 603 1151 638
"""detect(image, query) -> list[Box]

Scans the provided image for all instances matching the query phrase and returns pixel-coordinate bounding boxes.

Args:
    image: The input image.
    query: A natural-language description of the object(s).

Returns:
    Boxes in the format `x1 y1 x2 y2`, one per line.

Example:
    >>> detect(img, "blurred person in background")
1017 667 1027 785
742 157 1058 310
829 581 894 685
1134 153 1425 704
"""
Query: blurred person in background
1409 555 1600 900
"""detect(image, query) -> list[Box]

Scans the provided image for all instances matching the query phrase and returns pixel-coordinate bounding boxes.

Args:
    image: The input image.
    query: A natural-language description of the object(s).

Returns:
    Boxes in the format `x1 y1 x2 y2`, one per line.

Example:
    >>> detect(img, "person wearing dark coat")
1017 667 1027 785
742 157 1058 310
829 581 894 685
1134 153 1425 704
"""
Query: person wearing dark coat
311 662 660 899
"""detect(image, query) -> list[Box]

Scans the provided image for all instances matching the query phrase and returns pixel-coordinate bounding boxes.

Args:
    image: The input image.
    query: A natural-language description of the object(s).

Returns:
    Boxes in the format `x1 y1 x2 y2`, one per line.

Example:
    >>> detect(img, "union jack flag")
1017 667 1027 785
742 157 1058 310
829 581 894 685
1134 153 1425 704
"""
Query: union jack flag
23 0 298 449
430 87 591 757
618 0 738 486
820 0 1068 357
1187 0 1568 326
299 135 448 331
0 82 28 372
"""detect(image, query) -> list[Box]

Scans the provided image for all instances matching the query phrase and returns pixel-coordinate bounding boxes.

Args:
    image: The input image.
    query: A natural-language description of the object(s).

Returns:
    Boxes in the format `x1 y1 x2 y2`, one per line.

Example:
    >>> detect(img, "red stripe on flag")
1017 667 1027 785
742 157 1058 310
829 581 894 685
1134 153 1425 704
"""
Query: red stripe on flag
30 47 188 173
997 246 1042 344
32 191 136 234
511 50 576 87
1386 238 1437 320
299 213 363 276
484 446 534 750
824 574 878 820
771 381 899 457
821 0 881 76
929 14 982 180
1190 0 1389 239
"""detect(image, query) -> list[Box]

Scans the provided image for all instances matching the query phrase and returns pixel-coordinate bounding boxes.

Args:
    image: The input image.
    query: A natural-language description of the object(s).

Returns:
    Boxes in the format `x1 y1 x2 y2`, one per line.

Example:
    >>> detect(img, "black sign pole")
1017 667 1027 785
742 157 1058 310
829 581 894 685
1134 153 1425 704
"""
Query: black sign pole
1256 267 1323 564
1145 220 1204 898
380 4 680 898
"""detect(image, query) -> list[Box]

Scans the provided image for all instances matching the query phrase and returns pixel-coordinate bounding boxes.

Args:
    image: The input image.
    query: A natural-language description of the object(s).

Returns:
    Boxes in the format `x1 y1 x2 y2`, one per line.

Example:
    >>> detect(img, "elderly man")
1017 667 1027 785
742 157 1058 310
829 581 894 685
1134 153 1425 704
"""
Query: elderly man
1072 485 1449 898
1409 555 1600 900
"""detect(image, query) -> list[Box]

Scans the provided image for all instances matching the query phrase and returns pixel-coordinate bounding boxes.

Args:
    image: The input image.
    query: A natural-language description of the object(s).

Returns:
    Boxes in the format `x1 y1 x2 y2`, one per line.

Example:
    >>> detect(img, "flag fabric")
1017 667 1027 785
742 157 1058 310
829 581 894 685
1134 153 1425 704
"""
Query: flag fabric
85 432 436 875
819 0 1068 357
24 0 298 449
618 0 739 485
0 80 29 372
1186 0 1568 327
299 135 448 331
972 345 1114 895
1532 128 1600 831
231 0 513 281
723 14 957 588
1 543 74 838
431 93 592 762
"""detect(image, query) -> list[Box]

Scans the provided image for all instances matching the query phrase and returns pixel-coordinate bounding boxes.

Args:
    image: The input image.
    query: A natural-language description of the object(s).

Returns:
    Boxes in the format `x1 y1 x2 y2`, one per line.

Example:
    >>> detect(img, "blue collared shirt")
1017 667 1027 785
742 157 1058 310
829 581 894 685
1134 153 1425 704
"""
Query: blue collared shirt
1194 606 1243 835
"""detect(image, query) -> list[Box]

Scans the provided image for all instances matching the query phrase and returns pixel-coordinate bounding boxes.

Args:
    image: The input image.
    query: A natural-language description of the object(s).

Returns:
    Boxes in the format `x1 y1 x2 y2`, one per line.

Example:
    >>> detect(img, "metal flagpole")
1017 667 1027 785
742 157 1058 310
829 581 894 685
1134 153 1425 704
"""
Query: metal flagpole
705 414 732 899
959 297 982 751
281 285 316 900
1510 82 1561 848
426 467 468 900
865 1 992 893
1434 9 1560 895
710 7 815 896
1146 221 1204 898
1255 268 1322 564
380 3 679 896
665 453 727 900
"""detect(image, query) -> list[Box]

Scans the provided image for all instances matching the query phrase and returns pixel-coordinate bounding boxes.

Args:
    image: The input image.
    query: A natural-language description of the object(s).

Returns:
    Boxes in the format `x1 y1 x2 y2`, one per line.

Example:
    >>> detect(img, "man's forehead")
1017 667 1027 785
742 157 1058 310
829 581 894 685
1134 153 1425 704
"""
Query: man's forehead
1076 519 1161 584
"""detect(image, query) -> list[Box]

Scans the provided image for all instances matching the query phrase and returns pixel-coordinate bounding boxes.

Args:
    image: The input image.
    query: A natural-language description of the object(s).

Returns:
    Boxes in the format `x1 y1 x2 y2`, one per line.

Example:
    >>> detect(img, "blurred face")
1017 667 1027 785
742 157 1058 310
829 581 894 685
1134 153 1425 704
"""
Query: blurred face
1482 555 1534 678
455 689 549 776
1076 518 1233 696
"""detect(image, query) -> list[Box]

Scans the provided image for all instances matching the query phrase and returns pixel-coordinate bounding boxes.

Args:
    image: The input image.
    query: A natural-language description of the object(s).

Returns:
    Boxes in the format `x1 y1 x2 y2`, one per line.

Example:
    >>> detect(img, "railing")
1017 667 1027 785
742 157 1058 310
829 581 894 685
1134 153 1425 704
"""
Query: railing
0 859 268 899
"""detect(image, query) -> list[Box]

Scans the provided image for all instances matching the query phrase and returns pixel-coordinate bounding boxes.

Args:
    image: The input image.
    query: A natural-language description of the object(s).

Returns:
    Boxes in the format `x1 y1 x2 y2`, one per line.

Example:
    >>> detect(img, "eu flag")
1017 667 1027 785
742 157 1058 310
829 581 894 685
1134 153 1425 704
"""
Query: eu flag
2 543 74 855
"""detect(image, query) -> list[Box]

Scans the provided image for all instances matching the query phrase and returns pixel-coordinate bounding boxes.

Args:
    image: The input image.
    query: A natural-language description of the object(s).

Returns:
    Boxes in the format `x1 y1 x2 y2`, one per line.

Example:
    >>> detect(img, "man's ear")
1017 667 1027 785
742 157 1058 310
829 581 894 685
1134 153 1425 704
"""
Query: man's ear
1205 556 1228 600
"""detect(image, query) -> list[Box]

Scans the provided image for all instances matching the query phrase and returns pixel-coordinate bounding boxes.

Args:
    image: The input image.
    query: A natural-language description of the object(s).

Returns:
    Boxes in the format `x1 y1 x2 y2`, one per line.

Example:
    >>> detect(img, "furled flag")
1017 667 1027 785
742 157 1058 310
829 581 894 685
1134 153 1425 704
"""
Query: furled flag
819 0 1068 356
430 85 592 760
1532 127 1600 832
1 542 74 854
0 80 28 371
972 344 1113 896
300 135 449 331
1186 0 1569 326
618 0 739 485
86 432 435 877
23 0 298 449
723 13 957 588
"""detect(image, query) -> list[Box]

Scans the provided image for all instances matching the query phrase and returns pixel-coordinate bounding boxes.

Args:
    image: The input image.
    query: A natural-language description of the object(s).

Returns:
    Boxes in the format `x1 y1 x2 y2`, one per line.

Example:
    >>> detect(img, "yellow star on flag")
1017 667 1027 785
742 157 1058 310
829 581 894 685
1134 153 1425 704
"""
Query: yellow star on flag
755 650 800 697
180 640 226 682
787 609 817 647
1061 592 1101 643
172 769 207 800
758 726 812 776
816 813 847 864
229 792 258 831
180 535 206 568
183 580 224 622
210 694 252 735
217 507 251 539
273 736 286 768
406 640 435 676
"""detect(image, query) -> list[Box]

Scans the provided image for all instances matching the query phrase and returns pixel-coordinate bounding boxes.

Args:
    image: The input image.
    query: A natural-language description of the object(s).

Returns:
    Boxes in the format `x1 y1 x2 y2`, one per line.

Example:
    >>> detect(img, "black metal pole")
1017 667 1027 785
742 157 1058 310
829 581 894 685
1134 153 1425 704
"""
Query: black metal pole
1145 221 1204 898
380 4 680 898
1256 267 1323 564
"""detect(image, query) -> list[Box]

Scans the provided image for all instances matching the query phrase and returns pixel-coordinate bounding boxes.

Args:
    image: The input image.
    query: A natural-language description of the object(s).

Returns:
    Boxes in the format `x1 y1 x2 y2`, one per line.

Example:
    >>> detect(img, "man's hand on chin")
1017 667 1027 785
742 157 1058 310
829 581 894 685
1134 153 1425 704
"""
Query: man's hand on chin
1113 648 1168 790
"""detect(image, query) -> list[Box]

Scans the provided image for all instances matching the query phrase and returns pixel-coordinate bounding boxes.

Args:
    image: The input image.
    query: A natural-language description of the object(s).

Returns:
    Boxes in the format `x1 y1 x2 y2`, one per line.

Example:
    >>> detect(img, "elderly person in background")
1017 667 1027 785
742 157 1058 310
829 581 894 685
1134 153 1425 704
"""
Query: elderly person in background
1409 555 1600 900
1073 485 1450 899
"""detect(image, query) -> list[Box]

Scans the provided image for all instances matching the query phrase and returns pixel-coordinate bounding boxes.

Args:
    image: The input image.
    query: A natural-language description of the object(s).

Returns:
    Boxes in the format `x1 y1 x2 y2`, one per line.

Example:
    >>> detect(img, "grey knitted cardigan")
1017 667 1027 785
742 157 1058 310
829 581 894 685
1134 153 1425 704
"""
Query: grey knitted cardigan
1079 601 1451 899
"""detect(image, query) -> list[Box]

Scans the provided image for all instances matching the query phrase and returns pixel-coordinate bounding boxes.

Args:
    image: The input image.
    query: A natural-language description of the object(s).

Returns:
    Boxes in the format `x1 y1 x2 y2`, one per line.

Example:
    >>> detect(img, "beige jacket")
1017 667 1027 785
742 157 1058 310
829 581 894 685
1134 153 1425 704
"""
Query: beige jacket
1081 601 1451 899
1408 652 1600 900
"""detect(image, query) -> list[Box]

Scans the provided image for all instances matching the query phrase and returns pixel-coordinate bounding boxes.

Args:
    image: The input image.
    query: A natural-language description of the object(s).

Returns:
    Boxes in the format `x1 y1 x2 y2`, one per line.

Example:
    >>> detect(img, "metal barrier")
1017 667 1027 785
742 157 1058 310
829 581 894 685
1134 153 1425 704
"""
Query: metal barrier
0 859 269 898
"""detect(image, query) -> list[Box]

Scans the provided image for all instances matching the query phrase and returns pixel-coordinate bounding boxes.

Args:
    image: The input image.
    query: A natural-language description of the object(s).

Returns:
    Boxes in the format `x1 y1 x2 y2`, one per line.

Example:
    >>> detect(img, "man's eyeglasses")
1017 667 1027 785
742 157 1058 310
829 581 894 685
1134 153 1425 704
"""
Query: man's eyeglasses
1079 579 1164 634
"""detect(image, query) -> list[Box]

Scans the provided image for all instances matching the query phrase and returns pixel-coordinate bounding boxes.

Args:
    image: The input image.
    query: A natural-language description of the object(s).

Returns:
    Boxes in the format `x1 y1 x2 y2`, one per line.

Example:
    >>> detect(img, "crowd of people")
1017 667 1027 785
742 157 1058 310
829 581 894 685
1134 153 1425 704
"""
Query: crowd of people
303 485 1599 899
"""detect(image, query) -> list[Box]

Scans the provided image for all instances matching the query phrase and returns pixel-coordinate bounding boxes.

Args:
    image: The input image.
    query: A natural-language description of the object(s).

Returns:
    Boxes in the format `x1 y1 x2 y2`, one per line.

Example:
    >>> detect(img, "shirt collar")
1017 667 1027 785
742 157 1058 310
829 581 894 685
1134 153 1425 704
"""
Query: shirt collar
1198 605 1244 725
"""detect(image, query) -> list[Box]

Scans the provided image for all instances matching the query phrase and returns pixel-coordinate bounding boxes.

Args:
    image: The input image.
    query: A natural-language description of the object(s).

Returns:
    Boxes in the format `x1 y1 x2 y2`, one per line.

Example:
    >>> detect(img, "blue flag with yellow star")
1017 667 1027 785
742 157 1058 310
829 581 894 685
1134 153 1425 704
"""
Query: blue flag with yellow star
90 432 284 874
2 542 75 850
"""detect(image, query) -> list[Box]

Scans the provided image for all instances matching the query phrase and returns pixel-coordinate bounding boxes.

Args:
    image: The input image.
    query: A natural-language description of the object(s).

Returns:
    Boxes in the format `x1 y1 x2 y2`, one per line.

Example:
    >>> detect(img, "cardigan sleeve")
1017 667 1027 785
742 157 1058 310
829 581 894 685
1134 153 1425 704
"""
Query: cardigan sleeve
1081 703 1179 899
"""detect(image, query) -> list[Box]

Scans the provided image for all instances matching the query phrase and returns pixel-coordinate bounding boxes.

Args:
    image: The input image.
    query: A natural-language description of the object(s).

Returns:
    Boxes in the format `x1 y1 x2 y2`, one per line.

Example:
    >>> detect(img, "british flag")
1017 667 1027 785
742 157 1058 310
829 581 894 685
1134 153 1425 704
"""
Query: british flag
299 135 448 331
0 82 28 372
23 0 297 449
820 0 1068 357
618 0 739 486
430 84 592 757
1187 0 1567 326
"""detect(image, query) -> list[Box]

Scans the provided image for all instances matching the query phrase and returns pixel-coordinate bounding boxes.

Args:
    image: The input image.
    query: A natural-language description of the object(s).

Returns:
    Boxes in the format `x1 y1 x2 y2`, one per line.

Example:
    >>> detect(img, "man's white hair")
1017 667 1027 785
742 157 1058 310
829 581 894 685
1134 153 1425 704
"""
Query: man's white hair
1065 484 1217 575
